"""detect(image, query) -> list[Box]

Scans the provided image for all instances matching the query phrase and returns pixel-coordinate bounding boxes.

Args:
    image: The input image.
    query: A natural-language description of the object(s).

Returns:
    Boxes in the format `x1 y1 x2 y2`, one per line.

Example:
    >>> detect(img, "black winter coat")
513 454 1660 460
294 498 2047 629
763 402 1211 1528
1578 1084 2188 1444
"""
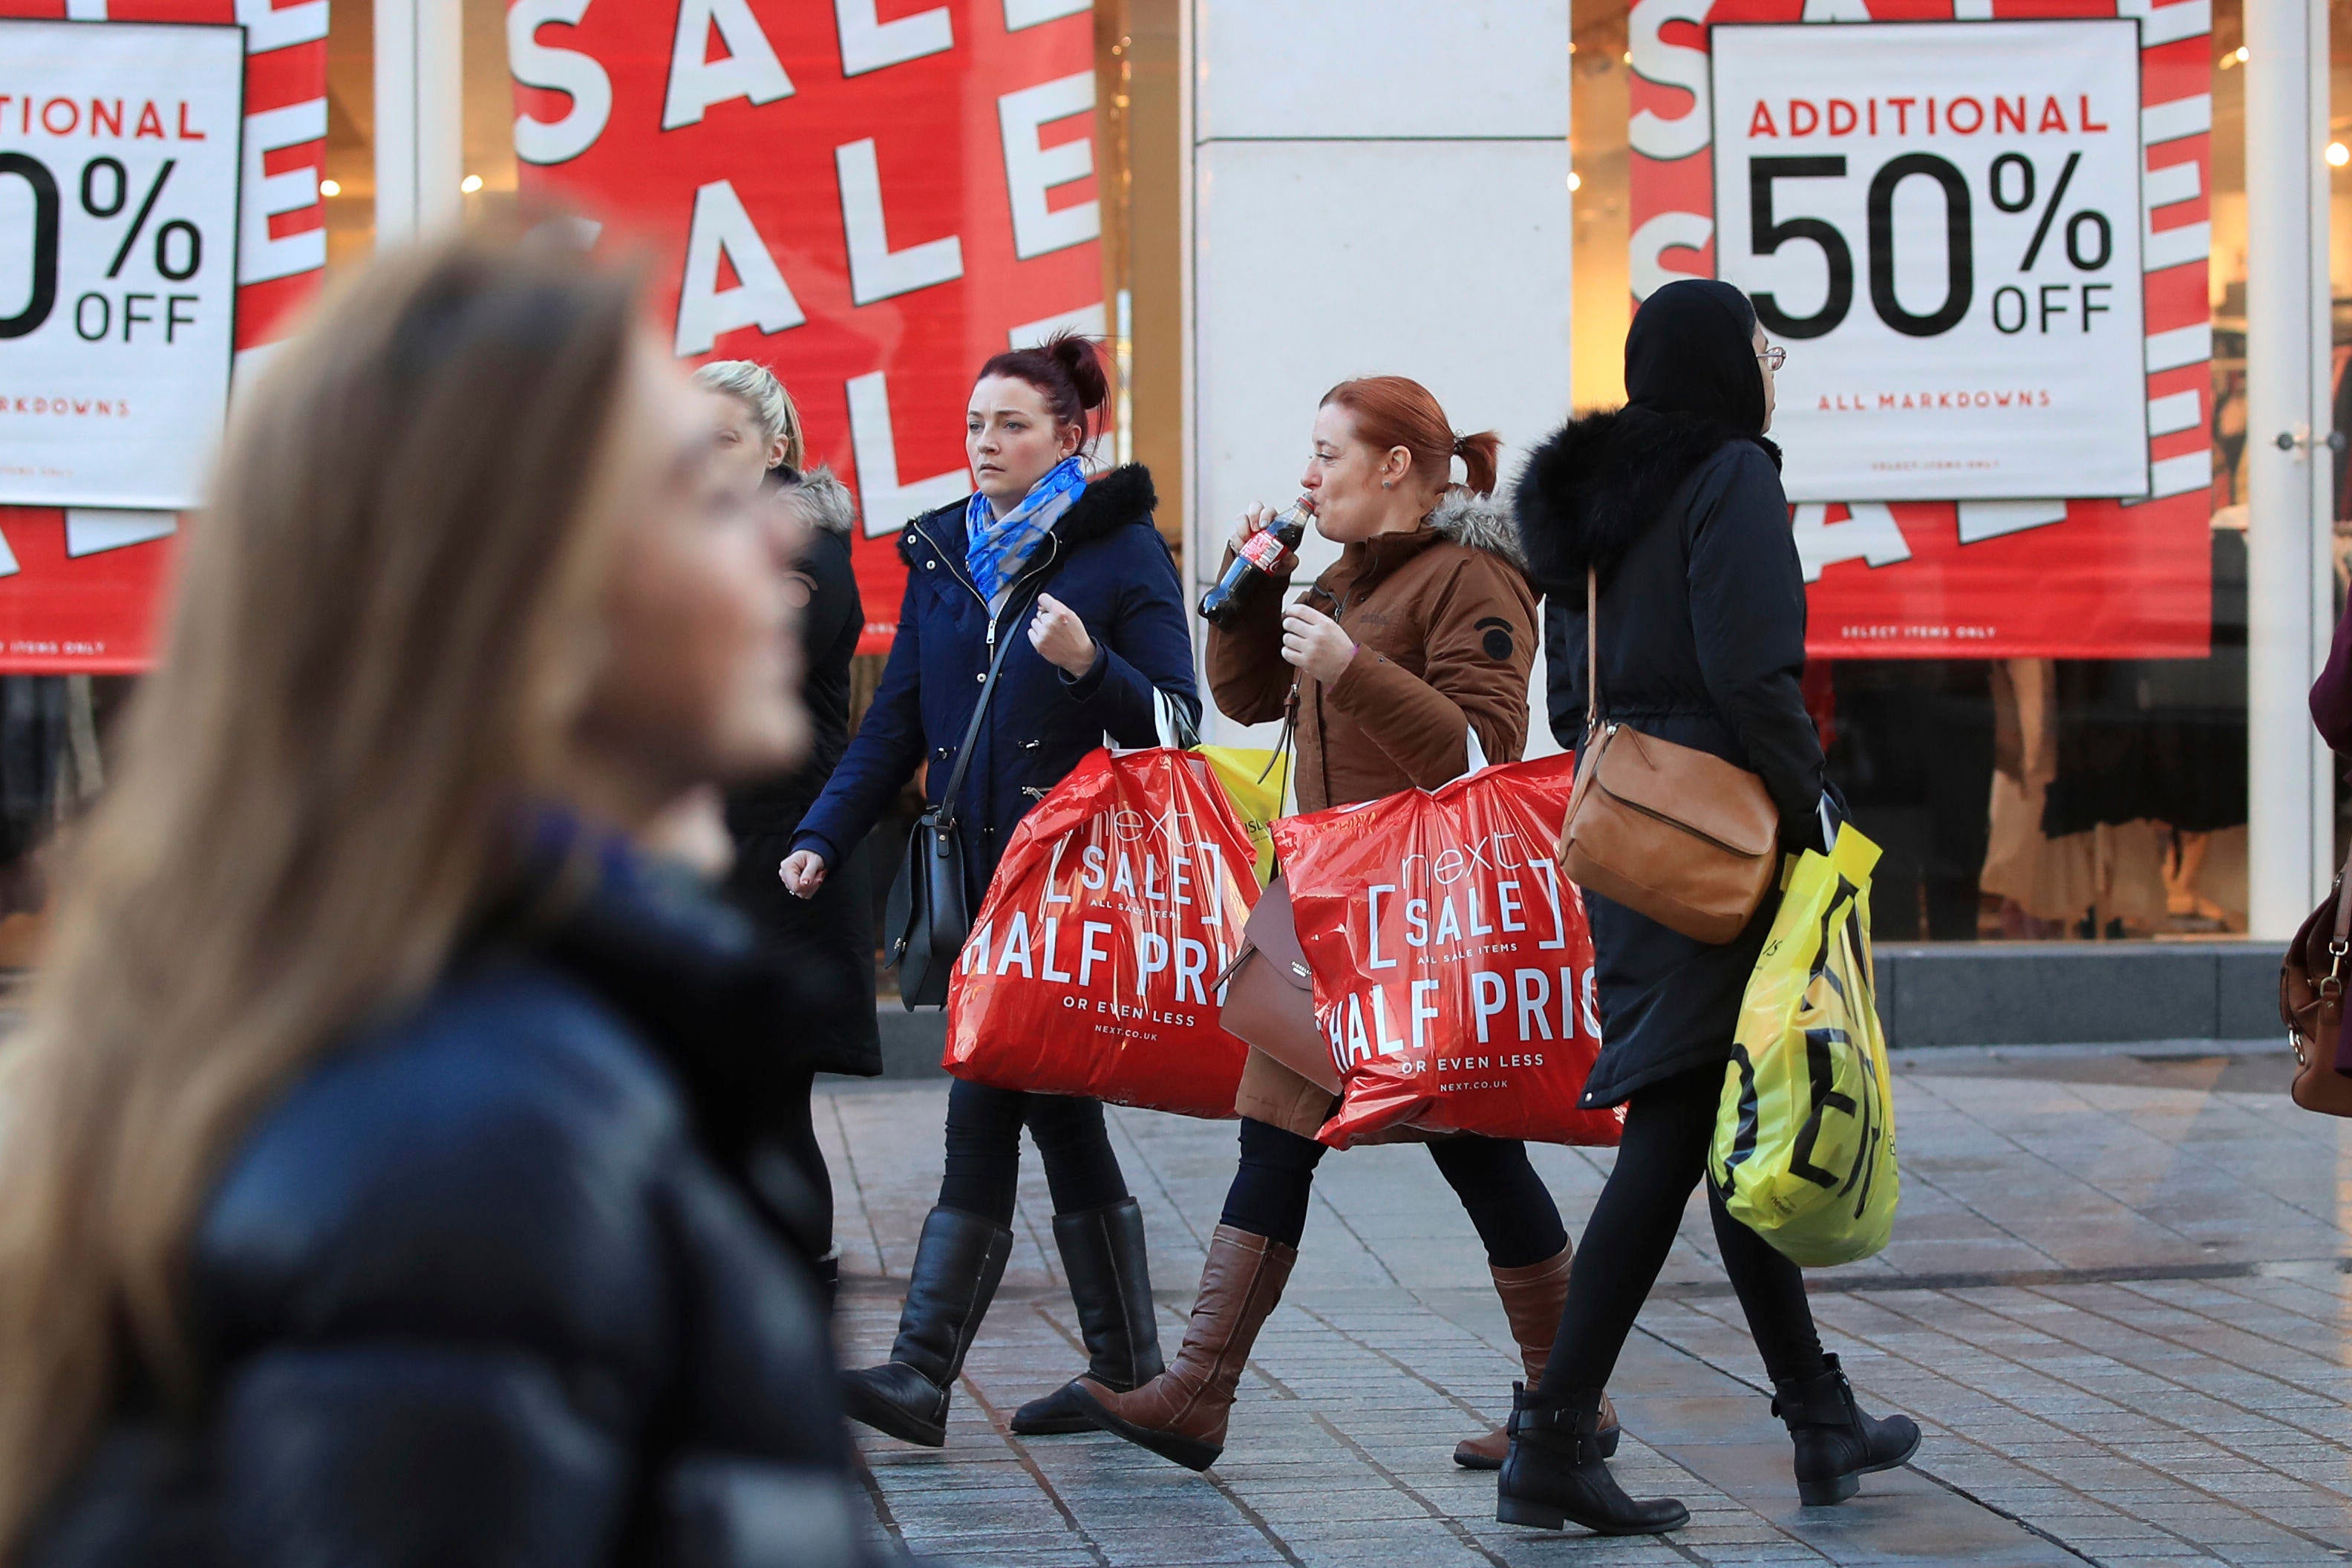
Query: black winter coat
1516 408 1826 1108
727 523 879 1077
27 825 887 1568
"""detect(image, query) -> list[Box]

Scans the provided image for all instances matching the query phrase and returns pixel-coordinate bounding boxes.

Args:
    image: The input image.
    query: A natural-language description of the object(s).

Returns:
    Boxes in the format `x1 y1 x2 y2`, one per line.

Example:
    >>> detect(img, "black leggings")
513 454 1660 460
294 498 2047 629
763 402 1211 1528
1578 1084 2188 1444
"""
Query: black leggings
1538 1065 1825 1395
1219 1117 1568 1268
937 1077 1131 1229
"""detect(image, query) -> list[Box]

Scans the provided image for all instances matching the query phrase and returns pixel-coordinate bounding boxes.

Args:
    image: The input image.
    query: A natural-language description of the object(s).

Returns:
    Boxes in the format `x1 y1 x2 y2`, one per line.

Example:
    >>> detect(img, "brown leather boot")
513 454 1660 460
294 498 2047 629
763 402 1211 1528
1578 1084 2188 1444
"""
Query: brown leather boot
1454 1245 1621 1469
1071 1224 1297 1471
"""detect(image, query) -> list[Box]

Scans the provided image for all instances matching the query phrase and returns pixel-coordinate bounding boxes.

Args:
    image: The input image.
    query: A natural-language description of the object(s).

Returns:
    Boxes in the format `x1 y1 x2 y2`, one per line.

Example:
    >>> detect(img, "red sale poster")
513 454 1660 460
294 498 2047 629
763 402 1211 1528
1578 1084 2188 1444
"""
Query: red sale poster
508 0 1106 653
1627 0 2214 659
0 0 329 672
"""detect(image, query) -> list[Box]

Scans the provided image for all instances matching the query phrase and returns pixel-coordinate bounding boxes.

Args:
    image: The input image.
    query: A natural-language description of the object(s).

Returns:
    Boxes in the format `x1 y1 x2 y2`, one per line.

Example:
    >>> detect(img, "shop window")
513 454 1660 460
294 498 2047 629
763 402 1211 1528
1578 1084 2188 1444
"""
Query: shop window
1575 0 2256 941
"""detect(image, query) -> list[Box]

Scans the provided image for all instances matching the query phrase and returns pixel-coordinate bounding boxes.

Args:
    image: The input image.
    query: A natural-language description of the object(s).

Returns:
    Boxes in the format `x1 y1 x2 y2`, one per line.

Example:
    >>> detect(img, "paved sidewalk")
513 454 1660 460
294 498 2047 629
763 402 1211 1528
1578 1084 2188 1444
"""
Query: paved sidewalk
823 1046 2352 1567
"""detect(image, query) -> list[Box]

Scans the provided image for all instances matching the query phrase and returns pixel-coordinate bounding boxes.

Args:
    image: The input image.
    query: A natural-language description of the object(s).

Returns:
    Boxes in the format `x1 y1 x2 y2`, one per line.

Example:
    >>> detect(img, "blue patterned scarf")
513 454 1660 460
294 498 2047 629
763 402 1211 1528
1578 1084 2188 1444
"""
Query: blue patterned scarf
965 457 1086 605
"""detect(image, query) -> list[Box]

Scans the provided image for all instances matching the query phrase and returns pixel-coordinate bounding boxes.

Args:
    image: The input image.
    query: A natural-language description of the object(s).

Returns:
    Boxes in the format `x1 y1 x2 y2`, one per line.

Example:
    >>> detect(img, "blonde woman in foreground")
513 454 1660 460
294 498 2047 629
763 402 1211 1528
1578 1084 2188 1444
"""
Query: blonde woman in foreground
0 238 895 1567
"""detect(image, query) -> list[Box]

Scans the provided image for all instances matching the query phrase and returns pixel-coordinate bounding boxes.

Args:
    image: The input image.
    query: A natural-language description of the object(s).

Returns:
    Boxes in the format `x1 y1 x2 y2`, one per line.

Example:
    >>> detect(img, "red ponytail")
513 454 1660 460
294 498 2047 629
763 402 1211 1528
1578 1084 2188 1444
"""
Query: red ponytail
1319 376 1500 497
1451 430 1500 497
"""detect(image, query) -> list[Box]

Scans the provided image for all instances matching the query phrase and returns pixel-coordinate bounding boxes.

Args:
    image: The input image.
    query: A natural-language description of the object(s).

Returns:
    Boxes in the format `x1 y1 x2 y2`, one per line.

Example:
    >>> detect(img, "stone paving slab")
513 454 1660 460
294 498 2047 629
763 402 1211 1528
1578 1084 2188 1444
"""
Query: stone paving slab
823 1049 2352 1566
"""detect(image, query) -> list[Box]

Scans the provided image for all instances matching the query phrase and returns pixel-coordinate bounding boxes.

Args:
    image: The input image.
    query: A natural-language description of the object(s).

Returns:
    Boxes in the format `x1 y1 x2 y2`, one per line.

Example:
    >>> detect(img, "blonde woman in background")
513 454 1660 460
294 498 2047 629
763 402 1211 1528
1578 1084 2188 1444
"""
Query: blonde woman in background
698 356 808 487
693 362 880 1304
0 240 892 1567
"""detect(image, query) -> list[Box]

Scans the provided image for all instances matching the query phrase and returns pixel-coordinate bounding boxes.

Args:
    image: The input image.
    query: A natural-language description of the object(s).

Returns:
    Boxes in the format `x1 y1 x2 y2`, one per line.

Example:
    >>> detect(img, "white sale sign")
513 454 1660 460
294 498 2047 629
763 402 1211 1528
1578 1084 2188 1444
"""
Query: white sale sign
0 19 244 510
1710 21 2148 503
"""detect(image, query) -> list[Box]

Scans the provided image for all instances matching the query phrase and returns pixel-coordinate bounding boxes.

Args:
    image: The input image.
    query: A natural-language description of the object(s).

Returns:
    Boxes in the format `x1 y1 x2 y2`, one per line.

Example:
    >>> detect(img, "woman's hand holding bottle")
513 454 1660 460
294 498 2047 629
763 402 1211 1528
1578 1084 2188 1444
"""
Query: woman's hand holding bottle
1201 500 1312 627
1229 503 1276 558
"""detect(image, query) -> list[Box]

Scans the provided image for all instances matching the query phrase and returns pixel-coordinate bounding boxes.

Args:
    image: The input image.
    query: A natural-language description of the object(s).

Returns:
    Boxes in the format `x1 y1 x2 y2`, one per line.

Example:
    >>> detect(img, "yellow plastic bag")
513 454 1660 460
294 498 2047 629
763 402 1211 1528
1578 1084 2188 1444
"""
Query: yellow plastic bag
1709 825 1898 1267
1198 745 1288 887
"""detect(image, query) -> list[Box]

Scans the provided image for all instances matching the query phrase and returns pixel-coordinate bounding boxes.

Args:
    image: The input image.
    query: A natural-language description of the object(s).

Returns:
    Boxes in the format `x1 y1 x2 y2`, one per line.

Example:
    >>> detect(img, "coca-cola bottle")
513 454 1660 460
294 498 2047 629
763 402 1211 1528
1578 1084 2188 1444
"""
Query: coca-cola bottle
1198 499 1314 627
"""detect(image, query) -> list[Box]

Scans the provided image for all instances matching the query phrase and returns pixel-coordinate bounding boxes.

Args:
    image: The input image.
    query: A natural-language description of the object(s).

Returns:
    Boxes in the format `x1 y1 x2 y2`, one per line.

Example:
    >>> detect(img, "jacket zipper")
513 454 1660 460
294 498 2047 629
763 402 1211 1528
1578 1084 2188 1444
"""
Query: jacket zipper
909 515 1064 644
910 515 1066 826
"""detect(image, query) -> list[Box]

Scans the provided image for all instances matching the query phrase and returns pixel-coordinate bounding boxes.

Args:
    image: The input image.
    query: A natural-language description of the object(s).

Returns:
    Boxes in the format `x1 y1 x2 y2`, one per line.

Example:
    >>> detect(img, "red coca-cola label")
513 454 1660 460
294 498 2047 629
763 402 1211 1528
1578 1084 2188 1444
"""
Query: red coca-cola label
1236 529 1290 573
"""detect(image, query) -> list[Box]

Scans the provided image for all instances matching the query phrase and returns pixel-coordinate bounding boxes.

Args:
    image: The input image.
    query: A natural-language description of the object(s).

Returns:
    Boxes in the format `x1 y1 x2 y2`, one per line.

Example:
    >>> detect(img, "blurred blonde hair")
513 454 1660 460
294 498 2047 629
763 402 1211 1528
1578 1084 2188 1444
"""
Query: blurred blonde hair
0 235 646 1556
694 359 804 473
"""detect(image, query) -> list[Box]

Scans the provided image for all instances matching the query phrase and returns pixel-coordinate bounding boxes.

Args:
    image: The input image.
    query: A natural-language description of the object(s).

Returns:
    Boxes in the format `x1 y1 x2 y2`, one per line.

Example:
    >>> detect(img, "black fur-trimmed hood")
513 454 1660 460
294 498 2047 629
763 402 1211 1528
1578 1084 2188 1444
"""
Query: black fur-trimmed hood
1058 463 1157 546
1512 408 1777 594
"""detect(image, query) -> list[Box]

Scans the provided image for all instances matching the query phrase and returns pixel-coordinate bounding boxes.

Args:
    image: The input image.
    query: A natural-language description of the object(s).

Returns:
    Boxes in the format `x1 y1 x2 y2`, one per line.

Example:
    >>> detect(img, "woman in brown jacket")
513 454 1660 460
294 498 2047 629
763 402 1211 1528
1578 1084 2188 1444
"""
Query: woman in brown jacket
1074 376 1613 1472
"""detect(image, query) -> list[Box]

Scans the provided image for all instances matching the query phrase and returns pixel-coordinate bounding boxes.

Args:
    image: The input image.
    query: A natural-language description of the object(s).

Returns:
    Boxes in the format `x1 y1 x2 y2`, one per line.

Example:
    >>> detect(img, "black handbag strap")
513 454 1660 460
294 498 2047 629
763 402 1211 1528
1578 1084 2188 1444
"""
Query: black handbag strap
932 615 1024 833
1584 565 1601 739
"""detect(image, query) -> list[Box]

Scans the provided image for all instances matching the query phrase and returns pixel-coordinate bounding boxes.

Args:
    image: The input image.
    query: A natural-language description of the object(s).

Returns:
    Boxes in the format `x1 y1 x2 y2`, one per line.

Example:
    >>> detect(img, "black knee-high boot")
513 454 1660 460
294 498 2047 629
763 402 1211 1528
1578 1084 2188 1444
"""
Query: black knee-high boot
840 1206 1014 1447
1012 1198 1166 1434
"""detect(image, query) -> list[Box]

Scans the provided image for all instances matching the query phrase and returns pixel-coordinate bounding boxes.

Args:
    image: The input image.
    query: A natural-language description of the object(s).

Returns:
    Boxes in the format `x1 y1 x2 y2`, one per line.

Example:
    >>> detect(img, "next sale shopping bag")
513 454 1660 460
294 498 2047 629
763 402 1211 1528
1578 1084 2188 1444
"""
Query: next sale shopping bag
945 746 1259 1119
1268 754 1625 1149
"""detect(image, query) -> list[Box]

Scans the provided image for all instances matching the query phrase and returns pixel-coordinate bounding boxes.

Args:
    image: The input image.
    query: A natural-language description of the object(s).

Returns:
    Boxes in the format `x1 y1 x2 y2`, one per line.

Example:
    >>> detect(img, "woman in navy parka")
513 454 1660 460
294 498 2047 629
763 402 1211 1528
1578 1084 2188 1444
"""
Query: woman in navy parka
782 334 1196 1448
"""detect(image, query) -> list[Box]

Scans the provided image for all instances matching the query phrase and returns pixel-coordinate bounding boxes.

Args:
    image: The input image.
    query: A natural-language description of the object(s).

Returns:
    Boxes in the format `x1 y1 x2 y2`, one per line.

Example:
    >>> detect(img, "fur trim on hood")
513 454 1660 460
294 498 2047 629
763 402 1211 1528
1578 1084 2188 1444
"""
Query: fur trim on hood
1059 463 1157 546
1427 485 1523 569
785 465 858 536
1512 408 1778 594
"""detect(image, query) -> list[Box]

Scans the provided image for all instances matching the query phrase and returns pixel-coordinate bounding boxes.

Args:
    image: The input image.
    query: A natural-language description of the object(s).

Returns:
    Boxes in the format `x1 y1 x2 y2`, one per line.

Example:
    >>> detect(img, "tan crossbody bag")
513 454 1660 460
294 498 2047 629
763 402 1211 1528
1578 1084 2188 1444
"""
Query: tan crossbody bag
1556 566 1780 944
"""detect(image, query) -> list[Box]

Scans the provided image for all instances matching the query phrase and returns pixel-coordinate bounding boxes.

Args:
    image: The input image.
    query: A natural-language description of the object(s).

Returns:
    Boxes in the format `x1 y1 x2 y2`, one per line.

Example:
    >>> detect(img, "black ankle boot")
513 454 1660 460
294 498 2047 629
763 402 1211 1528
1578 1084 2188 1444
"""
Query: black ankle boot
1772 1353 1921 1505
1495 1385 1688 1535
840 1206 1013 1447
1012 1198 1166 1435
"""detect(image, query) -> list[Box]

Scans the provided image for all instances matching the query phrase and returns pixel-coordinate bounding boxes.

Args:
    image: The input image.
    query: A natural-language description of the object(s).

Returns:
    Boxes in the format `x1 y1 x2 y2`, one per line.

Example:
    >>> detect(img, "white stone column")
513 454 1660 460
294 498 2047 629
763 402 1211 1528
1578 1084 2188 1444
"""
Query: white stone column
1183 1 1573 749
373 0 464 244
2244 0 2334 936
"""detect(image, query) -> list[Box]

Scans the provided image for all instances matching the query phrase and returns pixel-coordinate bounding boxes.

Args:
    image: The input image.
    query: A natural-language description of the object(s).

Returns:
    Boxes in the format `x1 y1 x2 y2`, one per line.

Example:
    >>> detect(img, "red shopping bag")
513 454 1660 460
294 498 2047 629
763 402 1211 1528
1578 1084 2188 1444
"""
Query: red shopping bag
1268 754 1625 1149
945 747 1258 1118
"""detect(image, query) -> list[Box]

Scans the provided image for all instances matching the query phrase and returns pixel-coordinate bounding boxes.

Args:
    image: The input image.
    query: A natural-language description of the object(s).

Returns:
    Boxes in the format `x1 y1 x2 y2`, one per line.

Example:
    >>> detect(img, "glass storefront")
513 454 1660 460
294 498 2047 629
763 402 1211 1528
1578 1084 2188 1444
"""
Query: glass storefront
12 0 2348 953
1564 0 2348 943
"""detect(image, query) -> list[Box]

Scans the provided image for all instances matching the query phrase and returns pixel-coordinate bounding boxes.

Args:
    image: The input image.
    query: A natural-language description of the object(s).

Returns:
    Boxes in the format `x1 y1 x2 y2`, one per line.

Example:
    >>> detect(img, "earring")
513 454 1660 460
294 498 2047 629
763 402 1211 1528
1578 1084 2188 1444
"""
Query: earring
1381 480 1394 489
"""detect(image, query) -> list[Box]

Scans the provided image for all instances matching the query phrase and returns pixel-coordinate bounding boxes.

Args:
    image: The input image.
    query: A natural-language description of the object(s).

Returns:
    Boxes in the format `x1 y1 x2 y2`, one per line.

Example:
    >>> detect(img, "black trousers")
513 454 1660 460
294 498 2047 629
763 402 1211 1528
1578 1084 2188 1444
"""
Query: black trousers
1218 1117 1569 1269
1538 1065 1825 1396
771 1066 834 1259
936 1077 1130 1229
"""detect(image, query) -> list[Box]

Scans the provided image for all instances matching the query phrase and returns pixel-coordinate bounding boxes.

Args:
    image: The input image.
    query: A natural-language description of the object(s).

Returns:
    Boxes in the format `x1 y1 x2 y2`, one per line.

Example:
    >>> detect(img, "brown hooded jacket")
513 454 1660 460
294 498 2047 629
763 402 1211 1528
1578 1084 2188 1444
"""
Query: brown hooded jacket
1206 487 1537 814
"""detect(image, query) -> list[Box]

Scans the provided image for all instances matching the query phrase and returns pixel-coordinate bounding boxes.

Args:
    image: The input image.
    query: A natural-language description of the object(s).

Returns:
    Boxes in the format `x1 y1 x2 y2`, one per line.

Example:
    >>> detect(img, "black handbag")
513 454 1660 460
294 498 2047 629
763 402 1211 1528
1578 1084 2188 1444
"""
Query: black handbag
885 624 1021 1009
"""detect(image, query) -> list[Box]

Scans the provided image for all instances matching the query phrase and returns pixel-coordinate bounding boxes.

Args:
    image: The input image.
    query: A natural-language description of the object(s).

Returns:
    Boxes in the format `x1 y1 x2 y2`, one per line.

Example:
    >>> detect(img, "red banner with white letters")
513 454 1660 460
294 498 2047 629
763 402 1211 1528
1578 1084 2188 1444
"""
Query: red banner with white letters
509 0 1105 654
0 0 328 672
1627 0 2214 659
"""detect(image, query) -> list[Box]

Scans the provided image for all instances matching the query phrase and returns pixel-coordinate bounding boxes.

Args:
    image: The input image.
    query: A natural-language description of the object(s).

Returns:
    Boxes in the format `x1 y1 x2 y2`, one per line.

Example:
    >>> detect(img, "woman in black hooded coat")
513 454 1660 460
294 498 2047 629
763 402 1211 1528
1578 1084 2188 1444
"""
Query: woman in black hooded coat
1498 280 1917 1535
